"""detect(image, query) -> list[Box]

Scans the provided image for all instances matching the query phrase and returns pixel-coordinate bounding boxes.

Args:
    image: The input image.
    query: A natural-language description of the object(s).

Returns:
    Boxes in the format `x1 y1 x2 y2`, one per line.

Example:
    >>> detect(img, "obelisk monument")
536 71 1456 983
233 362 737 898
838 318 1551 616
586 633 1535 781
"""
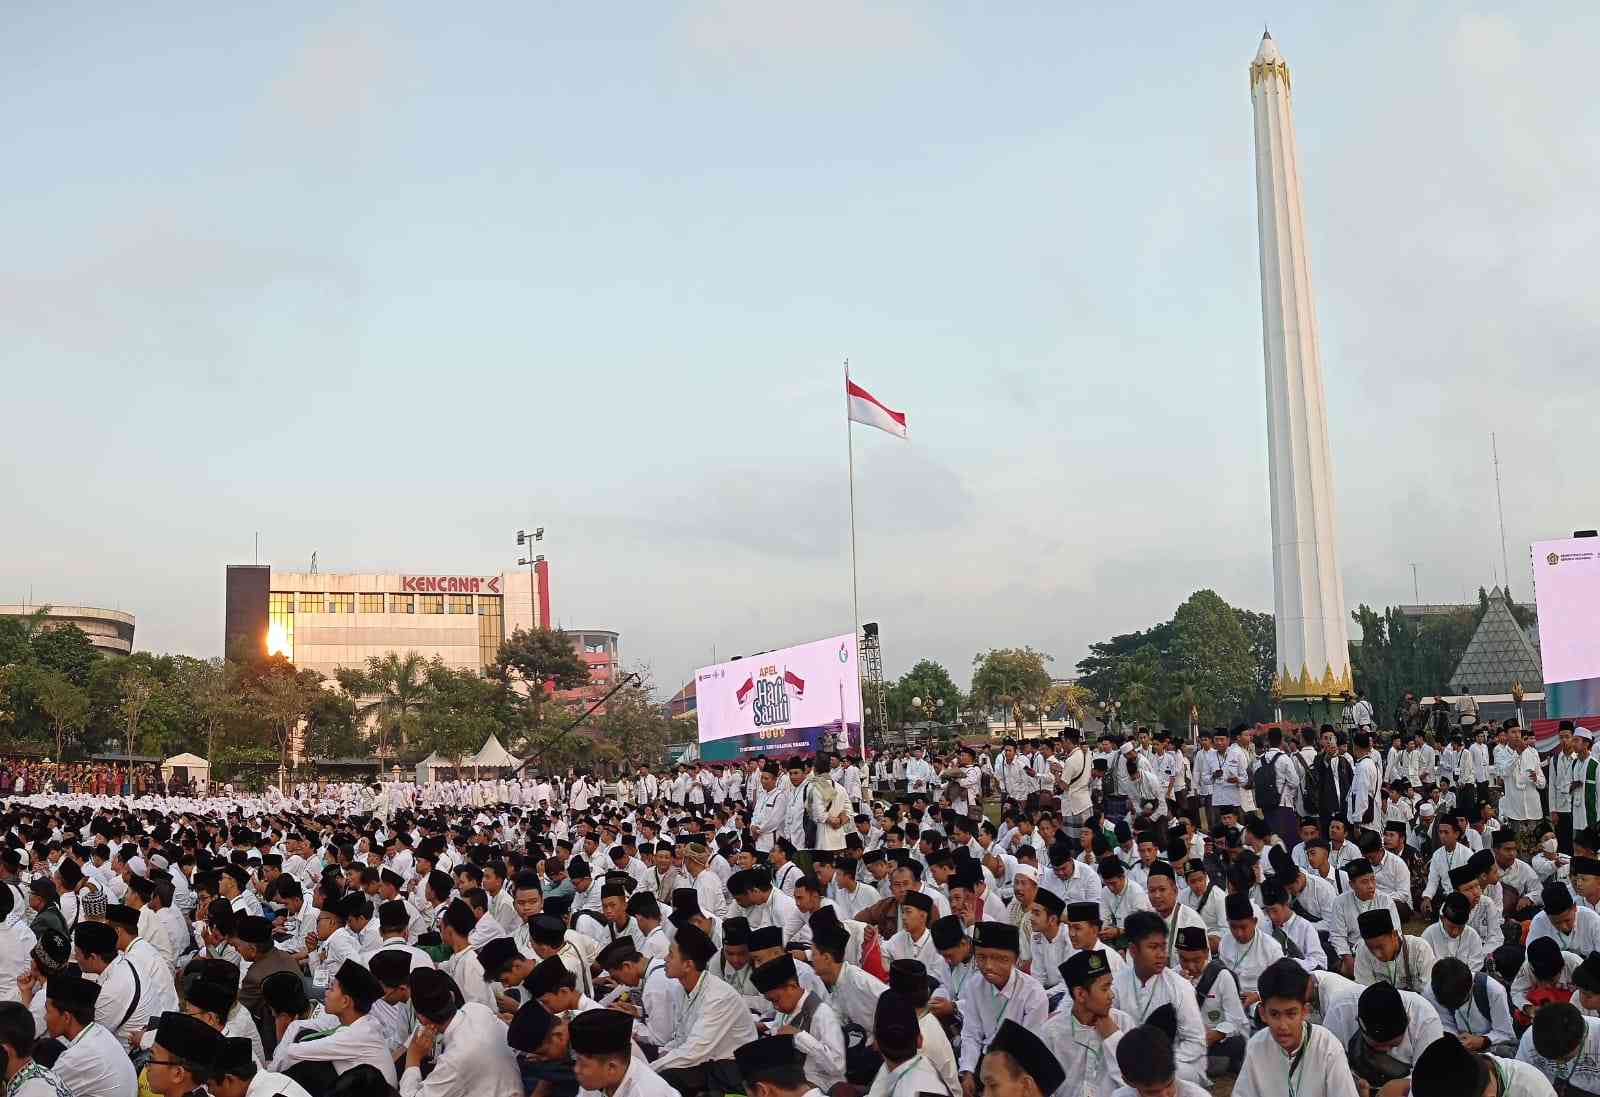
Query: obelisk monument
1250 31 1353 706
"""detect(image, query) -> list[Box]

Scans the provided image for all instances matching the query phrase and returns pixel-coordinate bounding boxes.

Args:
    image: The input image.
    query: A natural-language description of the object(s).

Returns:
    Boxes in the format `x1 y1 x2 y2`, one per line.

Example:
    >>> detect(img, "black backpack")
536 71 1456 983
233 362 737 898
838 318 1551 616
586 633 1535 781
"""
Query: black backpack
1252 752 1282 812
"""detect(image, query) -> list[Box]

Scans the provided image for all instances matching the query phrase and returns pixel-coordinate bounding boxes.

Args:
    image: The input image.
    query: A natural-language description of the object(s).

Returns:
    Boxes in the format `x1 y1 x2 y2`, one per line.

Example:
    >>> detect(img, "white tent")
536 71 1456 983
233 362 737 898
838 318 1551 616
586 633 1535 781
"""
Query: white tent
471 735 519 769
415 753 454 784
161 752 211 786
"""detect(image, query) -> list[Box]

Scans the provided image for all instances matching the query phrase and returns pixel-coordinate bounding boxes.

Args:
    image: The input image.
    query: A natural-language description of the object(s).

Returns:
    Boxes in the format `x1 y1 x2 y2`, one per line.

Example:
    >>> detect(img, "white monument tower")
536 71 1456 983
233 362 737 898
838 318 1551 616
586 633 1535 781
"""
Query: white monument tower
1250 31 1353 705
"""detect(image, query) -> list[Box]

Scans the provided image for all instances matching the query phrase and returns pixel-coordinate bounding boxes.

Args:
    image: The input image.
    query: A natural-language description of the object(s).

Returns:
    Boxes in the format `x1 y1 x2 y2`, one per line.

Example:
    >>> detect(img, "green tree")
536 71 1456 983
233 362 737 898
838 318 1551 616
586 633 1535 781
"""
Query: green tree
116 668 155 770
1234 608 1278 723
970 648 1053 731
252 667 323 789
30 622 100 687
336 651 432 759
591 677 671 770
416 662 504 775
887 661 964 727
27 668 89 760
303 688 361 760
492 628 590 726
1160 590 1256 727
173 657 236 763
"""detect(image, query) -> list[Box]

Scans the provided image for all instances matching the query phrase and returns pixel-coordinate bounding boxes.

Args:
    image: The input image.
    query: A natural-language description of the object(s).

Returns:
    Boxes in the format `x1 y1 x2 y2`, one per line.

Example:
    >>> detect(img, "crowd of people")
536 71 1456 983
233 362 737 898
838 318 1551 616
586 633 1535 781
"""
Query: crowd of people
0 715 1589 1097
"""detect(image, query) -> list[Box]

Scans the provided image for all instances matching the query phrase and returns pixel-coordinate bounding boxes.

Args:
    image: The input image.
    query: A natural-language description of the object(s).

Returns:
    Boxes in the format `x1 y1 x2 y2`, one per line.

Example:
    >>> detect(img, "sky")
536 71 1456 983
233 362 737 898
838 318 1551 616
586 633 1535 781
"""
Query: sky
6 5 1600 699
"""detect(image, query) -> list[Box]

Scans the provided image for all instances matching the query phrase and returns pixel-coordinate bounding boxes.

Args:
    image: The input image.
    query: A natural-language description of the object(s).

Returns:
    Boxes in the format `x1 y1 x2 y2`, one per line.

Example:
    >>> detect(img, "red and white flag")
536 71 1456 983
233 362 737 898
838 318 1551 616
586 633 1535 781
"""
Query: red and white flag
846 378 907 439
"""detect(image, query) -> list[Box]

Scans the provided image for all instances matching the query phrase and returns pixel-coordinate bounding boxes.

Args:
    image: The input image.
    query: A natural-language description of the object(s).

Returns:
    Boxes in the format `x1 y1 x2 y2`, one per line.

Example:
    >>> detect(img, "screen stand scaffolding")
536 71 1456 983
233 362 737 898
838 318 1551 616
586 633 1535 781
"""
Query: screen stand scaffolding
844 359 869 764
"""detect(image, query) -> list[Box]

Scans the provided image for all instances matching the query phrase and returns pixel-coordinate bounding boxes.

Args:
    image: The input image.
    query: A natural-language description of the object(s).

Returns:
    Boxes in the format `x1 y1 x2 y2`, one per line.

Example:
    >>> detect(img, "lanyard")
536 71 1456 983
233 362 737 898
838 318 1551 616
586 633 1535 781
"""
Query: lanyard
1281 1023 1311 1097
989 979 1012 1030
885 1055 927 1097
1068 1015 1104 1077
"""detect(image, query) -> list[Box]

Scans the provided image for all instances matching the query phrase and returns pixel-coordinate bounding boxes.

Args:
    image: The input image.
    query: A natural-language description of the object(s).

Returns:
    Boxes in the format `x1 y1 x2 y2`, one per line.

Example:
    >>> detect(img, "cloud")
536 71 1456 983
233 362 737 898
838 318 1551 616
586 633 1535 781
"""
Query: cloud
673 0 936 66
1 215 356 386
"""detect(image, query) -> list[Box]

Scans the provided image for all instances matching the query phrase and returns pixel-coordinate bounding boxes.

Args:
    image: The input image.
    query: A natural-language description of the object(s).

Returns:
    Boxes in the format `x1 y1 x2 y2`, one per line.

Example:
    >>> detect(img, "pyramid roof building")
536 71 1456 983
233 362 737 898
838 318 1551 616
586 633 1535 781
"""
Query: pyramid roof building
1449 587 1544 695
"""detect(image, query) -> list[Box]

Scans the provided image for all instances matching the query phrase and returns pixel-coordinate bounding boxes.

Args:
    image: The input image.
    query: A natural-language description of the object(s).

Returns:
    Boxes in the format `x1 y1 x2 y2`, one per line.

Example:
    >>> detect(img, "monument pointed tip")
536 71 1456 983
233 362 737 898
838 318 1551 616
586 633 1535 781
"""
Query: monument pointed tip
1253 31 1282 64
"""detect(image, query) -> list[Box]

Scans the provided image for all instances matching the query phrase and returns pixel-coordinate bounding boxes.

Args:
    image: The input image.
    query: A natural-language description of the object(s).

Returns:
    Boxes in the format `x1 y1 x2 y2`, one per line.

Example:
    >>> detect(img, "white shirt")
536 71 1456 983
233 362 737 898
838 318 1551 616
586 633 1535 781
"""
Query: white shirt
1427 975 1516 1049
1325 985 1443 1068
1353 933 1437 995
1423 919 1486 973
654 971 761 1072
1516 1012 1600 1091
273 1012 398 1085
398 1002 523 1097
1218 926 1284 996
54 1021 138 1097
821 962 886 1032
1039 1006 1133 1097
93 953 149 1045
779 990 847 1093
578 1059 679 1097
956 966 1049 1074
1528 906 1600 956
1109 963 1208 1086
246 1070 314 1097
1233 1022 1360 1097
1500 746 1546 822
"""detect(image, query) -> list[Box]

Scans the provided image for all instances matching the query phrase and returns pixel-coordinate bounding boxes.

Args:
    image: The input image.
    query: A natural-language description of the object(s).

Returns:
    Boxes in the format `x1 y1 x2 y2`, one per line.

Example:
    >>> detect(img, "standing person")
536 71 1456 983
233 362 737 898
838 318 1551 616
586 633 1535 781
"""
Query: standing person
1211 728 1247 820
1550 723 1579 855
1311 728 1353 838
1498 723 1547 860
1192 731 1220 831
1056 730 1093 845
1346 733 1381 838
1255 728 1302 842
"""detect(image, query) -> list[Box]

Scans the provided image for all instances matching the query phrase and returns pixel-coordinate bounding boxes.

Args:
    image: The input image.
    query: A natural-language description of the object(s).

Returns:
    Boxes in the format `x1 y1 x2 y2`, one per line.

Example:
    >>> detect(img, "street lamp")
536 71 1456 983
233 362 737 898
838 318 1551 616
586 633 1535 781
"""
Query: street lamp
515 527 544 632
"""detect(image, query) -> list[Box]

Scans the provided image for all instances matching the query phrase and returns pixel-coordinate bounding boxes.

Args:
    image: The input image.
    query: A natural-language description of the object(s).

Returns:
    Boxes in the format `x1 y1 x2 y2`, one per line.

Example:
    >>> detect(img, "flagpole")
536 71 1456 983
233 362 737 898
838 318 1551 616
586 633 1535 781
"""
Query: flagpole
844 359 867 768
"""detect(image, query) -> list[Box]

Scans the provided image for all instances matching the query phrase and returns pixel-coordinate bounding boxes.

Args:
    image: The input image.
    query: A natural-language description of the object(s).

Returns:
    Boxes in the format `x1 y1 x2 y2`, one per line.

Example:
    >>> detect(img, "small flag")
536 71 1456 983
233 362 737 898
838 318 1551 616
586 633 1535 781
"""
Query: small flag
783 669 807 698
847 378 907 439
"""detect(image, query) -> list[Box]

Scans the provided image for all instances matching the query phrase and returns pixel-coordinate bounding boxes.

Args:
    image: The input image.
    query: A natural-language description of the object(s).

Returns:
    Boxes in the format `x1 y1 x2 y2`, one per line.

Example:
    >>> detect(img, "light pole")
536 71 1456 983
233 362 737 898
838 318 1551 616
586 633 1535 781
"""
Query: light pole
515 527 544 633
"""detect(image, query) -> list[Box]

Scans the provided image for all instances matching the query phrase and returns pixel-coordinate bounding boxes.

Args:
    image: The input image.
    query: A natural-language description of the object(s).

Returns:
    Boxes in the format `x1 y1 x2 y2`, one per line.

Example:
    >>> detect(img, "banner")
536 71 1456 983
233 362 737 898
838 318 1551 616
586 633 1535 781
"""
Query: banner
694 633 861 762
1533 537 1600 719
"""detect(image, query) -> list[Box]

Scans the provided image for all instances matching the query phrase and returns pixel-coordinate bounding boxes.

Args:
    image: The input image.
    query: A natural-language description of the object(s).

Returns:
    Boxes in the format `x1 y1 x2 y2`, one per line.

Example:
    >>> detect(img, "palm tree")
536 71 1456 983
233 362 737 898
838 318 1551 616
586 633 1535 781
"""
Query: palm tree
350 652 430 758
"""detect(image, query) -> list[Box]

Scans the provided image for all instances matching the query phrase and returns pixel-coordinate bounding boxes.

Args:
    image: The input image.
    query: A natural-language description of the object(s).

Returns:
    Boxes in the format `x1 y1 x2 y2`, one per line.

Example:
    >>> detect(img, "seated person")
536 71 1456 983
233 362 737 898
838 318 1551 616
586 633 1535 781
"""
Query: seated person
568 1008 676 1097
1409 1030 1553 1097
1174 925 1248 1076
1421 890 1486 973
752 954 845 1095
1218 893 1283 1006
1509 936 1581 1027
1353 908 1435 994
976 1020 1065 1097
1233 960 1359 1097
1425 956 1516 1057
1112 1024 1212 1097
1516 999 1600 1093
651 924 759 1094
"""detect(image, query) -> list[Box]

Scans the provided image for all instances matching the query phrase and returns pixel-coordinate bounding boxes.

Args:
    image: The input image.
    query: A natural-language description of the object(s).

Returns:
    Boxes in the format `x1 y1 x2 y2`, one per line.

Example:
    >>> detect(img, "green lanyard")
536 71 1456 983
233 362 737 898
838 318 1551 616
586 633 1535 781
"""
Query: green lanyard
885 1055 927 1097
1069 1015 1104 1077
1282 1023 1310 1097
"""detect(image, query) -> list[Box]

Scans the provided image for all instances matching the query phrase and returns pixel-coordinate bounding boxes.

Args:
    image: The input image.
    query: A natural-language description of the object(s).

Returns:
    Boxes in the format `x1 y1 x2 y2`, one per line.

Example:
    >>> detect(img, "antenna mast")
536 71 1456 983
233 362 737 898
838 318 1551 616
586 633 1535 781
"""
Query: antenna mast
1492 433 1510 593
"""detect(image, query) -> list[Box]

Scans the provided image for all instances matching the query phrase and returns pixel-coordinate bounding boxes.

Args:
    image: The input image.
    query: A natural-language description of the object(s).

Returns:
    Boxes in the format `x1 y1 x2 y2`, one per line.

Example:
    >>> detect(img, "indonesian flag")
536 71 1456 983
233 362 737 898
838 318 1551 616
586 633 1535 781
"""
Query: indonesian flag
847 378 907 439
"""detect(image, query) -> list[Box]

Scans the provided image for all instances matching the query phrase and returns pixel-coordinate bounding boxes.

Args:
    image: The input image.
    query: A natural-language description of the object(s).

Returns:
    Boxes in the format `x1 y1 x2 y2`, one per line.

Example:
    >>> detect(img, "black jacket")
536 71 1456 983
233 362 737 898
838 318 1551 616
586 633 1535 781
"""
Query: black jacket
1310 753 1354 818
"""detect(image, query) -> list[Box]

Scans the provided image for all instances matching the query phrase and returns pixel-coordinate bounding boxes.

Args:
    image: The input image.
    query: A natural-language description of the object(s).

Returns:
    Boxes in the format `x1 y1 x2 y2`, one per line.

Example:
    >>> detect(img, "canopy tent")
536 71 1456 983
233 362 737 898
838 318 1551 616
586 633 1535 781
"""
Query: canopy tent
161 752 211 786
414 753 453 784
471 735 519 769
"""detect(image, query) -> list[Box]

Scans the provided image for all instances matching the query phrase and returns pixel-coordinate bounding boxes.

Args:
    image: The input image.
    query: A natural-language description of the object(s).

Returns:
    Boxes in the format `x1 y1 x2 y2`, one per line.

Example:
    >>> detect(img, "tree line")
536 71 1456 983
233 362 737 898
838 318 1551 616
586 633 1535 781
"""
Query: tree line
0 608 676 780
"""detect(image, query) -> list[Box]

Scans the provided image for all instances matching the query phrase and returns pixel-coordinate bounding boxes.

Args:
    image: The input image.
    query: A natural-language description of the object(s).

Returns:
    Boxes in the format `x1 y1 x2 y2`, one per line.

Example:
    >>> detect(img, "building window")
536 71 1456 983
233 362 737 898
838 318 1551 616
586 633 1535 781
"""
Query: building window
419 594 444 614
447 594 473 614
390 594 414 614
359 594 385 613
268 592 295 660
328 593 354 614
298 593 324 614
478 595 503 668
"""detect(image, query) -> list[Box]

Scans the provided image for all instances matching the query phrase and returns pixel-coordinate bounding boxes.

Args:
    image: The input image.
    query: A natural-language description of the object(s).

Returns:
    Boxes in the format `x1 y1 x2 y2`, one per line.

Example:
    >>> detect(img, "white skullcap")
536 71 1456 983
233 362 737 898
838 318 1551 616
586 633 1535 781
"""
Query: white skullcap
1418 803 1435 817
127 856 147 877
149 854 169 871
1013 865 1038 882
1579 728 1595 742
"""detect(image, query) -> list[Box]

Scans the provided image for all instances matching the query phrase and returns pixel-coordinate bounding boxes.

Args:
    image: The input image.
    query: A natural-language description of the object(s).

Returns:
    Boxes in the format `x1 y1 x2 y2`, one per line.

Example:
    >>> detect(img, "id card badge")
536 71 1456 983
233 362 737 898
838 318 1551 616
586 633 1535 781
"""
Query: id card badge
313 967 331 988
